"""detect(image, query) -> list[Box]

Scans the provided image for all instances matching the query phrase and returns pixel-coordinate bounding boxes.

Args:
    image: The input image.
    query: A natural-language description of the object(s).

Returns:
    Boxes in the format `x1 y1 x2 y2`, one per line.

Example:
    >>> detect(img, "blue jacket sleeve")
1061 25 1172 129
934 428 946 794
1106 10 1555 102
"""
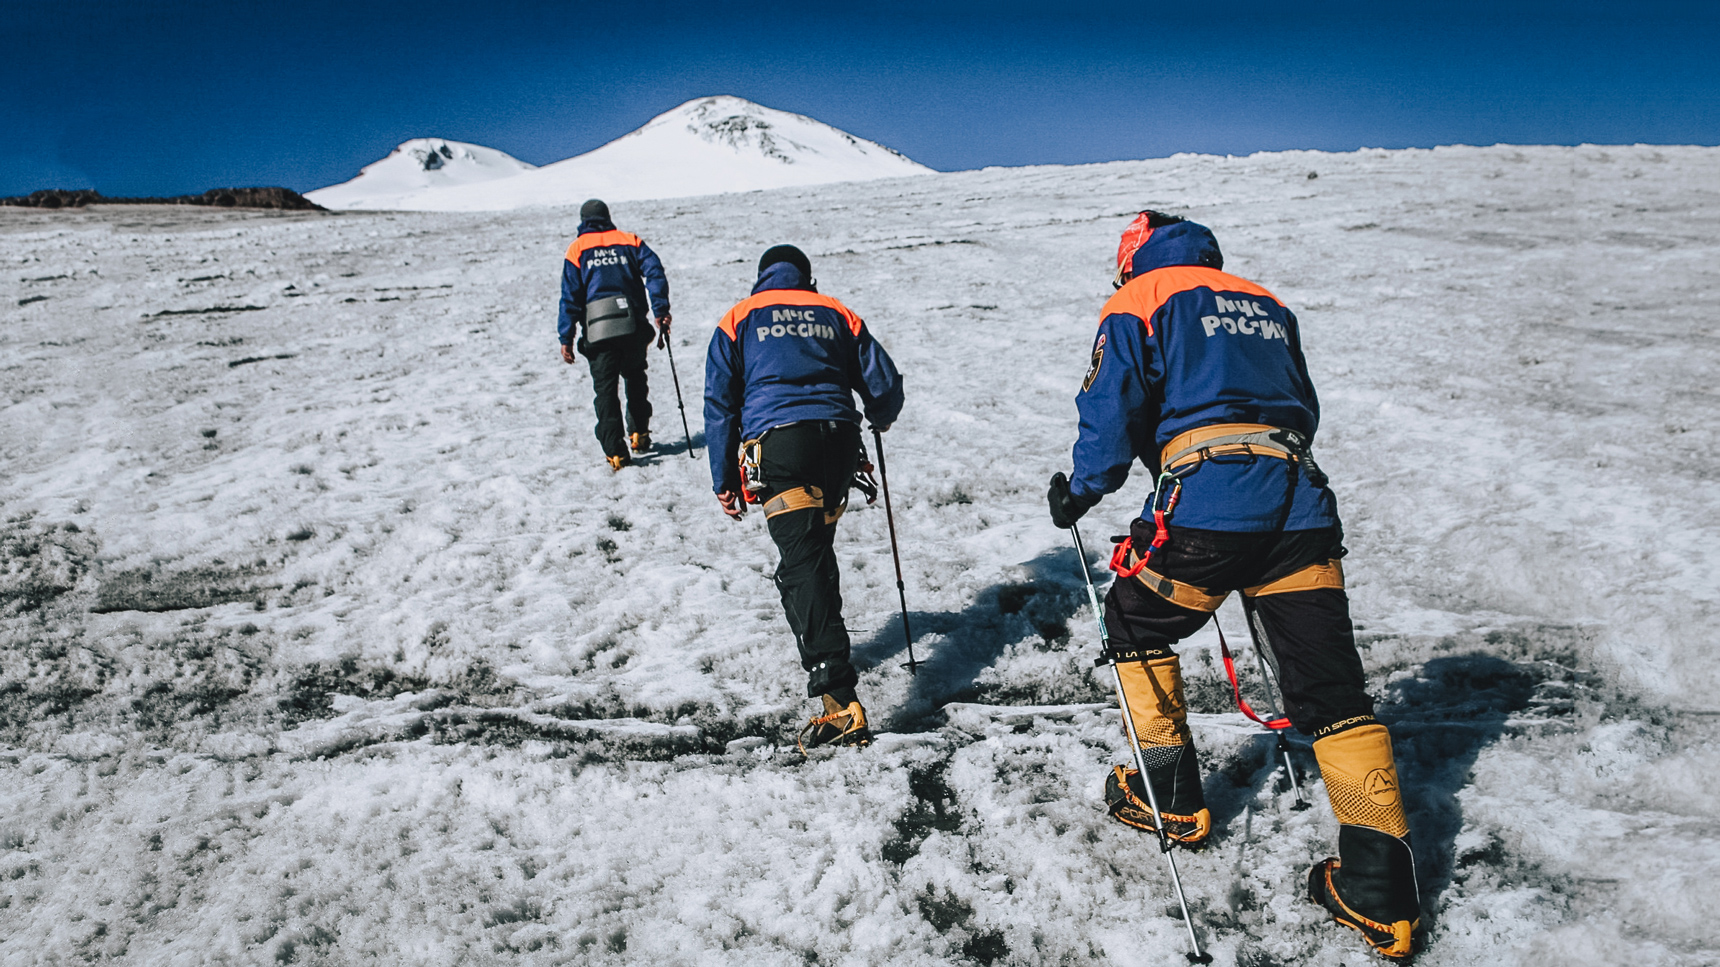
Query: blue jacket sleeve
557 257 584 346
1071 312 1159 502
850 321 904 428
703 328 744 493
637 241 671 319
1283 309 1320 434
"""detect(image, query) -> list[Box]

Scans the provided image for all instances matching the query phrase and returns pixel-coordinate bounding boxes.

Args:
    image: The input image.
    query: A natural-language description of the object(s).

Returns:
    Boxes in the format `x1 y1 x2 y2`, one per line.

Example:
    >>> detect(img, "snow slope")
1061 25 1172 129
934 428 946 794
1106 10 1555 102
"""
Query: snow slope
2 144 1718 966
305 138 537 211
307 96 934 212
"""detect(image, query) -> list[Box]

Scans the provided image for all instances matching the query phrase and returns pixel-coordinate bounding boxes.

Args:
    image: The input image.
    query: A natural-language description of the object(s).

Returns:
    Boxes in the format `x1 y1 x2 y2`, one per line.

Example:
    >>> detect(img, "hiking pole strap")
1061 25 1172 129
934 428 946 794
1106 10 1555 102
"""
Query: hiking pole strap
1240 596 1308 807
664 339 697 459
873 428 916 669
1216 615 1292 731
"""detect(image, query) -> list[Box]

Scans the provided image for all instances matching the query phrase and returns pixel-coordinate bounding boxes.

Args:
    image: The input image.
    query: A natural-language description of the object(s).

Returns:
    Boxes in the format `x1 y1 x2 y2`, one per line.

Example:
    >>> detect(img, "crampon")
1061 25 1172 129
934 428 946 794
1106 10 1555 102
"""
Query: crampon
1308 857 1418 960
1104 765 1212 849
796 695 872 754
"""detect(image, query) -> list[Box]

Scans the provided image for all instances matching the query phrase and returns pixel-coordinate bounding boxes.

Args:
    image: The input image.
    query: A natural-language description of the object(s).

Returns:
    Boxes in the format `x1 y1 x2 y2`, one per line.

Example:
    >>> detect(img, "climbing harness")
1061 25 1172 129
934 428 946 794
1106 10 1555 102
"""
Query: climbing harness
1110 421 1329 580
1159 422 1328 487
737 429 881 513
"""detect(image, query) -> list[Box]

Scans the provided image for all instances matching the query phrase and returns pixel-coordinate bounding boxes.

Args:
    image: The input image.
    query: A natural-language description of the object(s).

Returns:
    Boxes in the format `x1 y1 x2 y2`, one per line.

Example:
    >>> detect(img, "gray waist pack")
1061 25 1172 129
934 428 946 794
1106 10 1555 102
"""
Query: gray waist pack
584 295 643 346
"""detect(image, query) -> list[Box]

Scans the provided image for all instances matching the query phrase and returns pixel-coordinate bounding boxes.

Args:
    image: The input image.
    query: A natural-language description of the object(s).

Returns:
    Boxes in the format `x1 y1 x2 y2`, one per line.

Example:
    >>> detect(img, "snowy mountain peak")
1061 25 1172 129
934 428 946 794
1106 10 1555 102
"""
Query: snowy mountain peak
306 138 536 210
400 139 488 172
309 97 932 212
645 95 916 168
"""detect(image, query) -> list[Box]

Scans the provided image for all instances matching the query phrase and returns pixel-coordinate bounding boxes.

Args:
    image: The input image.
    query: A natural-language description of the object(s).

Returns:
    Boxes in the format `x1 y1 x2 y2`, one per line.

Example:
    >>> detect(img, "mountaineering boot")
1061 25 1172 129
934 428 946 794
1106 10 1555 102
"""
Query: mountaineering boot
1104 654 1211 847
630 431 652 453
606 454 630 472
797 689 872 754
1307 720 1420 959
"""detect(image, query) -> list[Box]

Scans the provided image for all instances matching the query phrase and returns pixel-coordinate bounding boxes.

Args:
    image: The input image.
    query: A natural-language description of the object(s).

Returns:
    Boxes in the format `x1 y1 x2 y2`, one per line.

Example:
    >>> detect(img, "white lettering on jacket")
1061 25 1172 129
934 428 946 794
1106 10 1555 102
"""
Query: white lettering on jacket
1214 295 1268 317
756 321 837 341
1202 314 1286 340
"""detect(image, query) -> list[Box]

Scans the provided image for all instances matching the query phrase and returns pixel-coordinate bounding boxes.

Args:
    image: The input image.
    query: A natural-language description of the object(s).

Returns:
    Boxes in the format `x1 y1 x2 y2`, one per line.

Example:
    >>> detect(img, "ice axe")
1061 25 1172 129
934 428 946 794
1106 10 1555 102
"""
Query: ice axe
872 427 920 674
1070 520 1211 964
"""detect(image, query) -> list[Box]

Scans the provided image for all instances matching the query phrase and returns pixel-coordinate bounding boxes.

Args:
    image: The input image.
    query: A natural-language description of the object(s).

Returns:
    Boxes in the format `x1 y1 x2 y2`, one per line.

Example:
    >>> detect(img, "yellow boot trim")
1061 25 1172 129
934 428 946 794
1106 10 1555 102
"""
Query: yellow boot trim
763 485 824 519
1243 559 1344 597
1313 724 1410 838
1125 556 1227 613
1108 767 1212 844
1318 859 1418 958
1116 655 1193 748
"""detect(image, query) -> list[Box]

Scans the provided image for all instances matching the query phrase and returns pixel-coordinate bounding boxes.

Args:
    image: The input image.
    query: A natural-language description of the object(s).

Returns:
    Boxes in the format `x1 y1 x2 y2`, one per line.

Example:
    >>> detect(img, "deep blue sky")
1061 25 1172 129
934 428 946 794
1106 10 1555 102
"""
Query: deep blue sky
4 0 1717 197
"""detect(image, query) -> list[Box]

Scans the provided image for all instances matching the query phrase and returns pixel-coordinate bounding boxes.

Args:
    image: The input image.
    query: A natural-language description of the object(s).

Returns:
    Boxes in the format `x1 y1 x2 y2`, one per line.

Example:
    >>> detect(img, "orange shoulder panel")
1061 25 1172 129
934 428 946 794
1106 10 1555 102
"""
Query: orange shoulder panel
1099 266 1281 336
564 230 643 263
716 289 862 339
717 304 744 340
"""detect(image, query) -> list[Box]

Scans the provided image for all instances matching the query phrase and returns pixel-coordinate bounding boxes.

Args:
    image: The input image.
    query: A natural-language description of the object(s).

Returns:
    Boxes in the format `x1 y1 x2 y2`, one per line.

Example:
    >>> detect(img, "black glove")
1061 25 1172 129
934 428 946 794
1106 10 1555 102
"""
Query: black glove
1047 472 1096 529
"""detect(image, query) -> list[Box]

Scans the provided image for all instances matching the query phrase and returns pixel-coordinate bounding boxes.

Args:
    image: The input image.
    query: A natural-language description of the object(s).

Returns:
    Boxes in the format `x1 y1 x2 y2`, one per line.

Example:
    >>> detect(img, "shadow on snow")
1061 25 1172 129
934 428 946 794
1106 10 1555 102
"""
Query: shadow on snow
850 546 1096 731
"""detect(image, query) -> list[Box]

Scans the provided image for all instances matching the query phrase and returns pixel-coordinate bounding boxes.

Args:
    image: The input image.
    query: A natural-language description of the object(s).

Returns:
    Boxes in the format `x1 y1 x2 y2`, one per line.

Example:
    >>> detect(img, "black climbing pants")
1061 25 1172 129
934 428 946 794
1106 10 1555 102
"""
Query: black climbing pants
757 420 862 698
1103 522 1374 734
586 337 652 458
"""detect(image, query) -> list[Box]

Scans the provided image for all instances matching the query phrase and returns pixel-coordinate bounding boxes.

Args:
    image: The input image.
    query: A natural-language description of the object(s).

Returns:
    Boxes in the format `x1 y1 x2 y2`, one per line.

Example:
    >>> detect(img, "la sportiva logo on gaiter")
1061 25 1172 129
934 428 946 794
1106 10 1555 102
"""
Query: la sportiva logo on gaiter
1364 767 1400 806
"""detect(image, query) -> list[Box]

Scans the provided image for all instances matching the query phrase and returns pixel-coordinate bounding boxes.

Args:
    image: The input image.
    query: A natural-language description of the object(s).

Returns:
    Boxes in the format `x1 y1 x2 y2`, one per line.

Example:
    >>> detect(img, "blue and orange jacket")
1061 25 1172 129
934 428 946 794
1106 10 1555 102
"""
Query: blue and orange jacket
1073 221 1338 531
703 262 905 493
557 217 670 347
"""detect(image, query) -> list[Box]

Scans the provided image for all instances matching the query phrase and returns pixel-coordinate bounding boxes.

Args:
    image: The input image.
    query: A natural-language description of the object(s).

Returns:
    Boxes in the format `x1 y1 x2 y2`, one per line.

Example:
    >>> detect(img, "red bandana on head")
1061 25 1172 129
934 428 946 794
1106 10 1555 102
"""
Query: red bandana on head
1114 211 1157 285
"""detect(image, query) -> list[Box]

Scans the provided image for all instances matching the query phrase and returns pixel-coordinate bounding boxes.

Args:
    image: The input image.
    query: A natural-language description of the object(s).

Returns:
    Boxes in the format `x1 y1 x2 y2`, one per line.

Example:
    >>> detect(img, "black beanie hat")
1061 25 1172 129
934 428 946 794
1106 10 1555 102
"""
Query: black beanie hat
580 198 611 222
758 244 811 280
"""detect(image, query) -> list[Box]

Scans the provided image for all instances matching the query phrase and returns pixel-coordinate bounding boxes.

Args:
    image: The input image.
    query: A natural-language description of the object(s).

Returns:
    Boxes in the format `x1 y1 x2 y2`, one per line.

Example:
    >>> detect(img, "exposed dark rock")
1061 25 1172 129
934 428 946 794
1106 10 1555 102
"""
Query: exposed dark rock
1 187 326 211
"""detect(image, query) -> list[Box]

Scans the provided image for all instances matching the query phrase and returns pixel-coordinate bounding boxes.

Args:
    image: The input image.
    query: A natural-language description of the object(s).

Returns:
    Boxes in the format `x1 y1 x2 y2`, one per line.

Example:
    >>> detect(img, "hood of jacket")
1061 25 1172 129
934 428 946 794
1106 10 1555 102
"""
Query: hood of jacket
752 261 816 294
577 217 617 235
1128 220 1225 276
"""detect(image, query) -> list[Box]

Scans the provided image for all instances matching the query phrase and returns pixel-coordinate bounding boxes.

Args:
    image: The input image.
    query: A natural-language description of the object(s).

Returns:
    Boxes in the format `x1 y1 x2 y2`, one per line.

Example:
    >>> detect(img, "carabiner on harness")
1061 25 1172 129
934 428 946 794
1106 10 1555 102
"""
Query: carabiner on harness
738 438 764 504
1108 469 1187 579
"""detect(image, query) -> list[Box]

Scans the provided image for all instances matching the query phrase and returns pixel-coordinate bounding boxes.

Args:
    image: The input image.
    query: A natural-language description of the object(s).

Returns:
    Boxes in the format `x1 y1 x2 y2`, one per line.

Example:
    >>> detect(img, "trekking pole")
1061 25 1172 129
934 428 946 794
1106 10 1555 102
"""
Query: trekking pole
872 427 920 673
1070 521 1211 964
661 334 697 459
1240 596 1309 810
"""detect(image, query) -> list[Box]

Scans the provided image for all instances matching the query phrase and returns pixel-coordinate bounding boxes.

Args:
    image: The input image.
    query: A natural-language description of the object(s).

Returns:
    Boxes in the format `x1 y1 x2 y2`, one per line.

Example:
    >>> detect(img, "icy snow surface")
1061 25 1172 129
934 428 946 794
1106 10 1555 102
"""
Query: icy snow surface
3 144 1718 965
307 96 933 213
